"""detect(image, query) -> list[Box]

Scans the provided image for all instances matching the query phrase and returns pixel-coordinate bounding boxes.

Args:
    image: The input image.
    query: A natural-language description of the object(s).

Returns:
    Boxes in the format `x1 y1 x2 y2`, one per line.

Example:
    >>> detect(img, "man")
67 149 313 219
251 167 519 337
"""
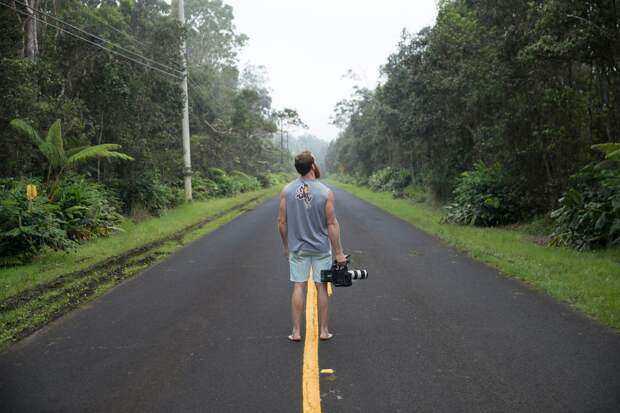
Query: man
278 150 347 342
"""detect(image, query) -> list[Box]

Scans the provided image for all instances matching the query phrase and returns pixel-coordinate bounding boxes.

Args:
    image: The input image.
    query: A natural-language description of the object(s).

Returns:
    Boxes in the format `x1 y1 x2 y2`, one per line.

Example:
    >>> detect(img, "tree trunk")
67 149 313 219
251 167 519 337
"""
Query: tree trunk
23 0 39 61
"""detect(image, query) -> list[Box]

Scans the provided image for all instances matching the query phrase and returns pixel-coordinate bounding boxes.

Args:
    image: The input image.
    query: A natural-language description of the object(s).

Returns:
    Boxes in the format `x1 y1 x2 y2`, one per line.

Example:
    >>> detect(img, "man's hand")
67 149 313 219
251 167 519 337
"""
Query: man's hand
335 252 347 266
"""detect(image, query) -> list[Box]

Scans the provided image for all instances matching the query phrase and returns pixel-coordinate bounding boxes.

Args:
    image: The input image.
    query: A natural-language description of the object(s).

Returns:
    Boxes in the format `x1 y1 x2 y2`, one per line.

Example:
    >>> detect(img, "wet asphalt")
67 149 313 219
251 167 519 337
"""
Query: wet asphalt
1 187 619 412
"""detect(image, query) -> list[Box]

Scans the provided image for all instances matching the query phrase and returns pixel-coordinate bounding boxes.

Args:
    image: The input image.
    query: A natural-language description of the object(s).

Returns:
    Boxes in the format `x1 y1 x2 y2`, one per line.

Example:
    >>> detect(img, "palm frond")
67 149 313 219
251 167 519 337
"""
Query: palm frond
67 144 134 166
10 119 44 148
45 120 66 168
609 150 620 161
66 146 89 158
37 141 59 167
592 143 620 154
592 143 620 162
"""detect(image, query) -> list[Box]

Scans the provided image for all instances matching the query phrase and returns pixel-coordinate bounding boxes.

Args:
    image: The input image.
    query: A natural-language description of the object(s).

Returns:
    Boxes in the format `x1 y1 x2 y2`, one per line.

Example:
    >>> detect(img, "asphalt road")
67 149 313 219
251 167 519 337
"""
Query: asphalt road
1 187 619 412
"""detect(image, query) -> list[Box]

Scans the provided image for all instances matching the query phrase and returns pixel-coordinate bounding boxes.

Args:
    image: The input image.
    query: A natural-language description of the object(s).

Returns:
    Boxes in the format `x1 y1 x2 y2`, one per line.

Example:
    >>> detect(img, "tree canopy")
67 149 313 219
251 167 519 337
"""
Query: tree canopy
1 0 293 199
327 0 620 212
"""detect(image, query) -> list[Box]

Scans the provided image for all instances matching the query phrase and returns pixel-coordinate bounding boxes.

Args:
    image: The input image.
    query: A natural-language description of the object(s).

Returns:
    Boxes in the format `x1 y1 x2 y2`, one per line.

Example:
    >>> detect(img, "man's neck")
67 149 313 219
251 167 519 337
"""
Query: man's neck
302 171 316 180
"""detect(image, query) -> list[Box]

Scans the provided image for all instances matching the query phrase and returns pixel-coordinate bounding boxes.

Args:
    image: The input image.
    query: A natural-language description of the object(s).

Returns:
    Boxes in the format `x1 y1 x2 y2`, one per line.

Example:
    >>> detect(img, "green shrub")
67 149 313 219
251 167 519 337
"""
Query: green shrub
135 173 179 215
230 171 261 193
263 173 290 187
332 174 355 185
550 162 620 250
256 173 271 188
354 175 369 187
216 174 236 196
0 179 74 263
368 167 412 193
55 174 123 240
386 169 412 193
207 168 227 180
399 184 429 203
192 173 219 200
202 169 262 197
202 168 230 196
275 173 293 184
368 167 393 191
444 162 517 226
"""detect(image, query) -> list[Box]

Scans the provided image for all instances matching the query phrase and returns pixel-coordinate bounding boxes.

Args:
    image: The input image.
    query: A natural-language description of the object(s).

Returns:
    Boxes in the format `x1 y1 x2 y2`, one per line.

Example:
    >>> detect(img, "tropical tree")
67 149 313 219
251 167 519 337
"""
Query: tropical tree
11 119 134 198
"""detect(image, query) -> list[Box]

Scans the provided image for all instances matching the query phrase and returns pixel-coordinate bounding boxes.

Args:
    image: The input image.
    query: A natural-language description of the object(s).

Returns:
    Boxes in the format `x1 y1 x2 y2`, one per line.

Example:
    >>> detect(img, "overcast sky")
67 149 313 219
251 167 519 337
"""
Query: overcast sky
224 0 438 141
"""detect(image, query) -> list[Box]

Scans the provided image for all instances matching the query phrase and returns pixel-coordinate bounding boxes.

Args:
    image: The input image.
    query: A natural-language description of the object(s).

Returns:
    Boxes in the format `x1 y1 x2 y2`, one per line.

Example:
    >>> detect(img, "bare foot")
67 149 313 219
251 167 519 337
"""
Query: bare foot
288 331 302 342
319 331 333 340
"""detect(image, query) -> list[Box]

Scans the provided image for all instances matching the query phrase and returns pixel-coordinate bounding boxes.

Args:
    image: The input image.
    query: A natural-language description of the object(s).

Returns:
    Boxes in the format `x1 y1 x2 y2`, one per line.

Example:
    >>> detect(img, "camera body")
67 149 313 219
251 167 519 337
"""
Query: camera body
320 258 368 287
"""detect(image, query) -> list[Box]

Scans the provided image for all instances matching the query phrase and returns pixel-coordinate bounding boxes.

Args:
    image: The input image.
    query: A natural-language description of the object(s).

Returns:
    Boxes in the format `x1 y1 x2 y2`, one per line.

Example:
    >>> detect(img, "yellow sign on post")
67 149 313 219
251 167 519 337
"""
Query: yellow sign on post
26 184 38 201
26 184 38 212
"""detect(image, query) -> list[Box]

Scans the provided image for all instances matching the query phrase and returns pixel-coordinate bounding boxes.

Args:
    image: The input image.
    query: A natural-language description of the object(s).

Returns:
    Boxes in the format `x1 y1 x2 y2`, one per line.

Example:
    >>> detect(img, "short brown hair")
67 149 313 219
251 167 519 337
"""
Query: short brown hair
294 151 314 175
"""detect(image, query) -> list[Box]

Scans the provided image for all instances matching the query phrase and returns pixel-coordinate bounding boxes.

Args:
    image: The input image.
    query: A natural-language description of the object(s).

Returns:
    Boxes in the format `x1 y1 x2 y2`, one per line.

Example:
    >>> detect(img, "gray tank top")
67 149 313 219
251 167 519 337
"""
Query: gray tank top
284 178 331 253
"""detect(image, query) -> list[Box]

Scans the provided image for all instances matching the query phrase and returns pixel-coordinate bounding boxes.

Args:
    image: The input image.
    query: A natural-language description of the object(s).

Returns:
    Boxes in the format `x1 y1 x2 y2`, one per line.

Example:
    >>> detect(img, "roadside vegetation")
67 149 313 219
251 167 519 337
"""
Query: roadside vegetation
1 1 308 263
326 1 619 328
328 179 620 331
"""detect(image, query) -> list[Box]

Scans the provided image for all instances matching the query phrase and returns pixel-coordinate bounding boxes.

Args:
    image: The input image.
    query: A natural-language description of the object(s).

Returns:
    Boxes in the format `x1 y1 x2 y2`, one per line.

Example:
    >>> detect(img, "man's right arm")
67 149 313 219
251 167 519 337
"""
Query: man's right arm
325 190 346 265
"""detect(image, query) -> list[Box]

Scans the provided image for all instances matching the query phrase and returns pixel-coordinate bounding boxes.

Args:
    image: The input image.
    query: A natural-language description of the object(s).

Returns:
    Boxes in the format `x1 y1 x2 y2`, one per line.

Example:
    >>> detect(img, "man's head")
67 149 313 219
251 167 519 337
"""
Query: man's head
294 150 321 179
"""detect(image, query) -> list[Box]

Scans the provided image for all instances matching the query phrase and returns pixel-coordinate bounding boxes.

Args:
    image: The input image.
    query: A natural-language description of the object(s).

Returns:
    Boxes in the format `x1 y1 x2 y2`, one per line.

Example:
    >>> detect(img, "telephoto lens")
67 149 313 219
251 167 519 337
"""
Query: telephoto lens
348 269 368 280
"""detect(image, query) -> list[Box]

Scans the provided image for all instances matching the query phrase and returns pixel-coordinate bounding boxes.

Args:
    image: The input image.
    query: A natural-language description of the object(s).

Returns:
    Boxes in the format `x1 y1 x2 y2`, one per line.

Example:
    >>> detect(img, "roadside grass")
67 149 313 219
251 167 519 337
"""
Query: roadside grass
328 180 620 331
0 187 279 350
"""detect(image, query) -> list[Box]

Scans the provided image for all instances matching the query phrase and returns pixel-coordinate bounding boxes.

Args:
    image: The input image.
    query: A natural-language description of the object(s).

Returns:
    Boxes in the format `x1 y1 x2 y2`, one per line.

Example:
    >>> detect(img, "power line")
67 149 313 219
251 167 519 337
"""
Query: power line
83 9 152 52
12 0 184 75
5 2 233 135
80 6 185 73
1 1 183 80
10 0 184 76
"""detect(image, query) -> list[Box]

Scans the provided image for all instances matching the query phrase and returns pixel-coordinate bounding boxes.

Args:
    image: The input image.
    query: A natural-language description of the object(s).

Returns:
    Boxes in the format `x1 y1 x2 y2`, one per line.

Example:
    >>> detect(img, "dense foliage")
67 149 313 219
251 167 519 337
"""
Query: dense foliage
0 0 296 262
55 174 123 240
0 179 75 264
1 0 291 195
327 0 620 217
368 167 412 194
445 162 518 226
550 147 620 250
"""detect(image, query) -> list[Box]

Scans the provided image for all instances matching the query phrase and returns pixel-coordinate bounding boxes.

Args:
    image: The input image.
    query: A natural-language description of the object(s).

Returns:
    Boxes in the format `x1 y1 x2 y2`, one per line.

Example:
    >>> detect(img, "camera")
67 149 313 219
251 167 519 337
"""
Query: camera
320 256 368 287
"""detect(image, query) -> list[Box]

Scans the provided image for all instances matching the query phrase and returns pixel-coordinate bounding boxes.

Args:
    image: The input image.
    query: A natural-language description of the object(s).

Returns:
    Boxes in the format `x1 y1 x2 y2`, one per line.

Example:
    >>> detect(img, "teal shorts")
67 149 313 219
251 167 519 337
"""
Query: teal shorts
289 250 332 283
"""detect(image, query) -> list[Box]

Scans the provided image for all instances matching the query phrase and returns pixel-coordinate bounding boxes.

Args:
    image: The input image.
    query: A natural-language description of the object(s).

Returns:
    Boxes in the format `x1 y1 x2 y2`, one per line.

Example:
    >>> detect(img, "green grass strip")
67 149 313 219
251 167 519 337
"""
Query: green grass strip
329 180 620 331
0 187 279 302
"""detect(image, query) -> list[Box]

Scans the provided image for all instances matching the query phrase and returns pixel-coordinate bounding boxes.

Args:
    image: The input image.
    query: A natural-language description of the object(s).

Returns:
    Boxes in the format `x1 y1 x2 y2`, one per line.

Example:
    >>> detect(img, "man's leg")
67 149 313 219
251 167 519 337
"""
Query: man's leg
315 282 330 339
291 282 306 340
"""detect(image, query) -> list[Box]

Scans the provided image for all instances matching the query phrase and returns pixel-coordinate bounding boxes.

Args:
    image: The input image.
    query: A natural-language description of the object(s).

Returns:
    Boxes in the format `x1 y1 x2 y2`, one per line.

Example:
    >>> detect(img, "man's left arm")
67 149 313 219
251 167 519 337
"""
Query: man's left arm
278 191 288 256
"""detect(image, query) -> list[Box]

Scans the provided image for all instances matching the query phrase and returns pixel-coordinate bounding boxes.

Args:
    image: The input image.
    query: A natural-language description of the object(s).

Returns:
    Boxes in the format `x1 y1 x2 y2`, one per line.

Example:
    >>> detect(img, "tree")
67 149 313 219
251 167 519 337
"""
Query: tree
328 0 620 212
184 0 248 67
11 119 133 198
272 108 308 164
288 133 329 166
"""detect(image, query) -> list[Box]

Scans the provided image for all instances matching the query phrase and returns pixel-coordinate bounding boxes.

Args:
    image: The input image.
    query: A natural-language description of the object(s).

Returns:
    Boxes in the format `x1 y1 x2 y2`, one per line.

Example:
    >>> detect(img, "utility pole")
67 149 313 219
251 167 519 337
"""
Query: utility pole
177 0 192 201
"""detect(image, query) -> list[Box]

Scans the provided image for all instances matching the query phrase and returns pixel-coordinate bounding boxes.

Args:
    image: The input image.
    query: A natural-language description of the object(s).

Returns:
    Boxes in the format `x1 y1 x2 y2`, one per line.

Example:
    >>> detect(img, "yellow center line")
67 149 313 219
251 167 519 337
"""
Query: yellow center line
303 269 322 413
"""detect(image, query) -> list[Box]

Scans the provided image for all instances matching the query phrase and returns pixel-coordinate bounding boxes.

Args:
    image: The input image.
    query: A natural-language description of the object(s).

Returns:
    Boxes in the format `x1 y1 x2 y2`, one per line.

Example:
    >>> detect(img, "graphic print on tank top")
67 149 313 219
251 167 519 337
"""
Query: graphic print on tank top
295 182 313 209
